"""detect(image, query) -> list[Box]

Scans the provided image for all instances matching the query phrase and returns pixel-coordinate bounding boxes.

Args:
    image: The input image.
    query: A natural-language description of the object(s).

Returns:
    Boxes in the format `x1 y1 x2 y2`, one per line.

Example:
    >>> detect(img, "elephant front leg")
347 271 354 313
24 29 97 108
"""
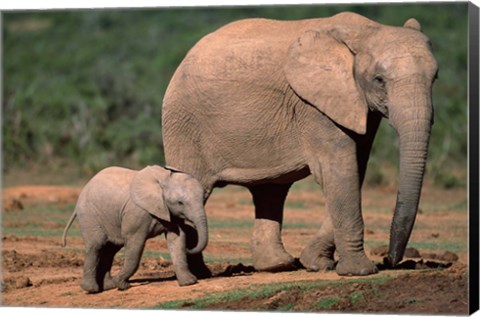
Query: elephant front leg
115 233 147 290
183 223 212 279
249 183 295 272
166 227 198 286
321 152 378 276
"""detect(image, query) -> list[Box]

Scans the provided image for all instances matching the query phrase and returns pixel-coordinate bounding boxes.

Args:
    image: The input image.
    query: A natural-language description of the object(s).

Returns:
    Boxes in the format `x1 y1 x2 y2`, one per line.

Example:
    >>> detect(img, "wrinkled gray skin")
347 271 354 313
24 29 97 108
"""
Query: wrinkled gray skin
62 165 208 293
162 12 438 276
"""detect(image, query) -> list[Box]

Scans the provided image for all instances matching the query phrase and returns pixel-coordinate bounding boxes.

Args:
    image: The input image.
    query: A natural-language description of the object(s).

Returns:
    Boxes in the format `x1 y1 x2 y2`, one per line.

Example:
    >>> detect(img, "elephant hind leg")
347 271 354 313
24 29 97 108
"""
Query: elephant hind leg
300 209 336 272
249 183 295 272
80 244 102 293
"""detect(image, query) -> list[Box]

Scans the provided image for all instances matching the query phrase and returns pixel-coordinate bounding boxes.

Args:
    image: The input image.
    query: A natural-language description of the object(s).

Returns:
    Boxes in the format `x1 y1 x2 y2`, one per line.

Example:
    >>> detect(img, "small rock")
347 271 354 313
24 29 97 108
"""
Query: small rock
4 198 24 212
16 277 32 289
431 233 440 238
440 251 459 262
423 253 437 260
365 229 375 235
404 247 421 258
370 245 388 257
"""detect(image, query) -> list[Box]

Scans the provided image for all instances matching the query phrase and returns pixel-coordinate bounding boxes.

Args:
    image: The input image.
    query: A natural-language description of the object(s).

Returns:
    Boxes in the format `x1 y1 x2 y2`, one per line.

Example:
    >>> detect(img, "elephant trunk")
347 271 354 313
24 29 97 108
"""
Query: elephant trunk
387 85 433 267
186 208 209 255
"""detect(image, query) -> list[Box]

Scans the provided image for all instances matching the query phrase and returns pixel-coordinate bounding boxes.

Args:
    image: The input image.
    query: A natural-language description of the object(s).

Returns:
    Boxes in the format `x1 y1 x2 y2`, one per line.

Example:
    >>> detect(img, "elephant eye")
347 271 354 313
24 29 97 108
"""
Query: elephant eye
373 75 386 88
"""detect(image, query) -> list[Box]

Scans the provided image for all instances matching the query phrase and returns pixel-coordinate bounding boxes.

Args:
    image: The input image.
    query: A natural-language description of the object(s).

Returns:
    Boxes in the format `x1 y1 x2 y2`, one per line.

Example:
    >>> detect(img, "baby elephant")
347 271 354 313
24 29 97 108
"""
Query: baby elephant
62 165 208 293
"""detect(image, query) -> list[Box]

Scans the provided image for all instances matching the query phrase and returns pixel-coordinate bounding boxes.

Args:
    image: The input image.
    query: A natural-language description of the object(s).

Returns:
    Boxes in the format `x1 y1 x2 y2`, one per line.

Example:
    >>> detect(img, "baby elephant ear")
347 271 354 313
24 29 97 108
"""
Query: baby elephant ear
403 18 422 31
130 165 171 222
284 30 368 135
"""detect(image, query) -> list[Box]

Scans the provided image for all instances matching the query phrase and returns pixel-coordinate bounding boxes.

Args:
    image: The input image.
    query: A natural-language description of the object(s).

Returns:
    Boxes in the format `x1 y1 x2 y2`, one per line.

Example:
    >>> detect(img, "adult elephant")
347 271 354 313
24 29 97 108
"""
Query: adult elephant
162 12 438 276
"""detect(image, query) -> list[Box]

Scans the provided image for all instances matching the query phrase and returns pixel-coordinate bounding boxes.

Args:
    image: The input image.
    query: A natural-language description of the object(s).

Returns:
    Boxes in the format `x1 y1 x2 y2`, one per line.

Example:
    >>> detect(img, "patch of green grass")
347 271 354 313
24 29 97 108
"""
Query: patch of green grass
421 198 468 213
3 227 66 237
365 239 466 253
283 222 318 229
407 241 466 252
3 203 82 238
59 292 74 297
203 256 253 264
315 297 341 309
405 299 419 305
209 218 317 230
285 200 307 210
350 291 365 305
153 275 392 310
209 219 253 229
141 250 172 260
278 303 295 311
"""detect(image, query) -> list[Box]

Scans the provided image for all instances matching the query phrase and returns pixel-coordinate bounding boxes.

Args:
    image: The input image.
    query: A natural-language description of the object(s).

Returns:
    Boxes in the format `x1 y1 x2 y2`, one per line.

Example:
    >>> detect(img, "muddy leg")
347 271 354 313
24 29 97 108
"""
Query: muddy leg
249 183 295 272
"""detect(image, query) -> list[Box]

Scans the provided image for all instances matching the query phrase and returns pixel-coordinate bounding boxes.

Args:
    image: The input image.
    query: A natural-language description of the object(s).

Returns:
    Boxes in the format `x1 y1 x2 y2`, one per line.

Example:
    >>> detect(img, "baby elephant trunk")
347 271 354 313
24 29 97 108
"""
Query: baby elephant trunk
186 208 208 255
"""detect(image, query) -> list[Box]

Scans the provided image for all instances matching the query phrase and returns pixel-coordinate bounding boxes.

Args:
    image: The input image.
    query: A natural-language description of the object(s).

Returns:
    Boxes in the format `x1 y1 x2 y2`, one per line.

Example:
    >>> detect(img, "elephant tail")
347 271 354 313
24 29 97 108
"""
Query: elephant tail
61 210 77 247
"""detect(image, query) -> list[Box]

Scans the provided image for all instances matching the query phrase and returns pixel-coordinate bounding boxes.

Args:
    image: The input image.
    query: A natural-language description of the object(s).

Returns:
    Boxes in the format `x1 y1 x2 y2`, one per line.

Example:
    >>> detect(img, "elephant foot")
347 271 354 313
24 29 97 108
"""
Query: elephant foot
80 279 101 294
176 271 198 286
103 276 117 291
299 239 335 272
300 255 335 272
251 219 295 272
115 278 131 291
254 253 296 272
336 252 378 276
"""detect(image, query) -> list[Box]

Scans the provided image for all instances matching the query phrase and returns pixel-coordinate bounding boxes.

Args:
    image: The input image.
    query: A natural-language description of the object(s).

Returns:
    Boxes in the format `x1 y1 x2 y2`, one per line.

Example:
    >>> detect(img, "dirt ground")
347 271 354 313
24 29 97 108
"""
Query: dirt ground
1 179 470 314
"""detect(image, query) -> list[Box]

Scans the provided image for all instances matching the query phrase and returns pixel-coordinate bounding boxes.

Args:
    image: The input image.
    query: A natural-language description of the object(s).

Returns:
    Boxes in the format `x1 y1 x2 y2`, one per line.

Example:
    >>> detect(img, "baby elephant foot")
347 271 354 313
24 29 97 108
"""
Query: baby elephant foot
115 278 131 291
176 272 198 287
80 279 101 294
336 253 378 276
103 276 117 291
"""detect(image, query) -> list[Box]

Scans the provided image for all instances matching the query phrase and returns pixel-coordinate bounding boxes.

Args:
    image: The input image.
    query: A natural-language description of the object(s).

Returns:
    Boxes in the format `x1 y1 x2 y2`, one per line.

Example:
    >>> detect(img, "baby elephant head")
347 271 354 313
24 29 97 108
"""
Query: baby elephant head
130 165 208 254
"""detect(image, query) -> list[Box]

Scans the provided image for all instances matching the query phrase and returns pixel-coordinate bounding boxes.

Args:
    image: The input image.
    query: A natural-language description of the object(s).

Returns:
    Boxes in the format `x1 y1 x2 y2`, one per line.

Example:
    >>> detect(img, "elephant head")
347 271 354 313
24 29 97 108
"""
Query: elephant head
285 12 438 266
130 165 208 254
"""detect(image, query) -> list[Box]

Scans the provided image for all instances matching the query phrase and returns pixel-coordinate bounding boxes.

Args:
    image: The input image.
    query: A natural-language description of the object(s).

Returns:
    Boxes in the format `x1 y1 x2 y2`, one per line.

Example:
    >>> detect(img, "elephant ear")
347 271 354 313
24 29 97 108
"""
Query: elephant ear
130 165 171 222
284 30 368 134
403 18 422 31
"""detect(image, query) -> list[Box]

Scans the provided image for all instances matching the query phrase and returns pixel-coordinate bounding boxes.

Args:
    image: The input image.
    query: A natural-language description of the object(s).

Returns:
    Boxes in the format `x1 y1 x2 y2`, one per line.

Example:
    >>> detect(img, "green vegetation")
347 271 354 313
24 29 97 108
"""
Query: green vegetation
209 218 318 229
153 275 392 310
3 3 468 187
2 203 80 237
315 297 341 309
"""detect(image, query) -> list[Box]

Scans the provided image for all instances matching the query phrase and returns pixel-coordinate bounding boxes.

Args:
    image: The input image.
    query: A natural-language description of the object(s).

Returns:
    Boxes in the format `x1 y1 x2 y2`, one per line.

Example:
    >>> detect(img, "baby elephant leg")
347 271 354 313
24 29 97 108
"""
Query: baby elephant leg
81 244 102 293
166 227 197 286
99 244 122 291
115 232 148 291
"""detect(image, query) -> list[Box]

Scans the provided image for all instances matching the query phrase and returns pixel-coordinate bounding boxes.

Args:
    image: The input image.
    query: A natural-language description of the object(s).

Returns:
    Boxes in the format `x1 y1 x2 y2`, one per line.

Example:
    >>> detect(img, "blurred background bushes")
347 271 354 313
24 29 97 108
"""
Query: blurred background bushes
2 3 468 187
